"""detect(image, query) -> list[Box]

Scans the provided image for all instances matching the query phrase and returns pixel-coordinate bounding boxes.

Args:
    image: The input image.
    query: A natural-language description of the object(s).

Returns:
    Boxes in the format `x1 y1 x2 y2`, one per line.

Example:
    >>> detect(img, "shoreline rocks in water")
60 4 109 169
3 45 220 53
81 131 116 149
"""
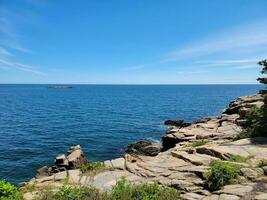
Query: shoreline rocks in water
22 93 267 200
36 145 87 178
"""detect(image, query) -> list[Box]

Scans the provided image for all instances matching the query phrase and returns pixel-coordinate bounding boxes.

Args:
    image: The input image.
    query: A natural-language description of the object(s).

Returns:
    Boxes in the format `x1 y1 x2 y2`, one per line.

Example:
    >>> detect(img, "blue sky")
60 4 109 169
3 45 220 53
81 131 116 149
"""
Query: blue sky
0 0 267 84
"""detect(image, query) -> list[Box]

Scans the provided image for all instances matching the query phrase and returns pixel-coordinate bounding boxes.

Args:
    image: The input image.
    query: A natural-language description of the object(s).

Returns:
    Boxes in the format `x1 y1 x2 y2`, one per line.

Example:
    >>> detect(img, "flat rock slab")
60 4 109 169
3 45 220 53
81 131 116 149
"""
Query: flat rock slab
215 184 254 197
54 171 67 181
68 169 81 184
111 158 125 170
171 150 218 166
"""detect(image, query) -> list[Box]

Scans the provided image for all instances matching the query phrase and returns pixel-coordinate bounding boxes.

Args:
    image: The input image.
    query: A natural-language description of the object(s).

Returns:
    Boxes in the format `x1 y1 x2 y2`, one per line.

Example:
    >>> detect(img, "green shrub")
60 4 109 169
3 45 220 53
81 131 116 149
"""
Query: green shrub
257 160 267 168
80 161 107 174
111 178 180 200
39 186 109 200
190 140 208 147
229 155 251 163
37 178 180 200
0 180 23 200
207 161 241 191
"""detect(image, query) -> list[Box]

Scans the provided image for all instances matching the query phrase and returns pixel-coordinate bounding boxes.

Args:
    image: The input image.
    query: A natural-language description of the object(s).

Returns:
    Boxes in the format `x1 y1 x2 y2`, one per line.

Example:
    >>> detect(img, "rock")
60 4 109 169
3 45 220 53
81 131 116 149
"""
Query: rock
67 146 87 169
164 119 191 127
103 160 113 168
68 169 81 184
126 140 161 156
255 192 267 200
181 192 204 200
202 195 219 200
54 171 67 181
262 166 267 175
171 150 218 166
111 158 125 170
55 154 69 167
215 184 254 197
218 194 240 200
36 166 49 178
241 168 264 181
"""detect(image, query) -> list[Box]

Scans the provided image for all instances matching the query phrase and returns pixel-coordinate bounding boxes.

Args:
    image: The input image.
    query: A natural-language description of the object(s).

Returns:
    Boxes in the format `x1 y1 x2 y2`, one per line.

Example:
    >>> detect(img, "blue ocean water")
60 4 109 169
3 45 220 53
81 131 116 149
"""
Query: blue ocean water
0 84 263 184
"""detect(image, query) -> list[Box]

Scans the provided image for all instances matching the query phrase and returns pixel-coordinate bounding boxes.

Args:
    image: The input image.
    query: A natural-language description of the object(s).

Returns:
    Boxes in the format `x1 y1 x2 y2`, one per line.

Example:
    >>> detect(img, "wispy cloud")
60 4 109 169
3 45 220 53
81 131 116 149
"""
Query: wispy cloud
0 46 12 56
164 20 267 62
0 59 47 76
176 70 208 75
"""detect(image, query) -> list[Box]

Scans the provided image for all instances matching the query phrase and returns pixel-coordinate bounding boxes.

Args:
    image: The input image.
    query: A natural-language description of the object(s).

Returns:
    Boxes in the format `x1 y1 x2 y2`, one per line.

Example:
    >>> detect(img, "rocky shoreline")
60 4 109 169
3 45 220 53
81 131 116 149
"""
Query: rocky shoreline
22 94 267 200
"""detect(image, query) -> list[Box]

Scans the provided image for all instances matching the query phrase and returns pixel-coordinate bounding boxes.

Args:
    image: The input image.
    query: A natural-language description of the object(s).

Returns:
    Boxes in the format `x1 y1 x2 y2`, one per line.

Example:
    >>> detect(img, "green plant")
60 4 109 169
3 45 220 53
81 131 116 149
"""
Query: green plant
257 160 267 168
111 178 180 200
190 140 208 147
80 161 107 174
207 161 241 191
0 180 23 200
39 186 109 200
229 155 251 163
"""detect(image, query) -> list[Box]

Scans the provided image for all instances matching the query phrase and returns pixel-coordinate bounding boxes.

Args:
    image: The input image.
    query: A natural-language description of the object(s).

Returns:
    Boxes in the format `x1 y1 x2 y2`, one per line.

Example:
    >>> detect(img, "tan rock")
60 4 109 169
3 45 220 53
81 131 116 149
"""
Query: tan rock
111 157 125 170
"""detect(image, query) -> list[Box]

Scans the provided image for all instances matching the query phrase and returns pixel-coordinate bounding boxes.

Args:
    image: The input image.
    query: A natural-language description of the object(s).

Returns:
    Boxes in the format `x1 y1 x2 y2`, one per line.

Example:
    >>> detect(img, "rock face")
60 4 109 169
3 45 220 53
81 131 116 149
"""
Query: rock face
162 94 264 151
23 94 267 200
37 145 87 176
126 140 161 156
164 119 191 127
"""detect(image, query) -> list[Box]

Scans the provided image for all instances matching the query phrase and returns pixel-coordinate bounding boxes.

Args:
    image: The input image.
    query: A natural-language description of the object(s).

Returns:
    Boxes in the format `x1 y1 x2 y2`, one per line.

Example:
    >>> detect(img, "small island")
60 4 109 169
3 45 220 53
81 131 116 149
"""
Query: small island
48 86 73 89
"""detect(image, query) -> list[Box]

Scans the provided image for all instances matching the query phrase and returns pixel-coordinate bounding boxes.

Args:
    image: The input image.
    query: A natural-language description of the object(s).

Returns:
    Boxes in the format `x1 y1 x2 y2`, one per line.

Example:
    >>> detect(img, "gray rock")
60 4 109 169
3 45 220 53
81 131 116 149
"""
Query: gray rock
54 171 67 181
111 158 125 170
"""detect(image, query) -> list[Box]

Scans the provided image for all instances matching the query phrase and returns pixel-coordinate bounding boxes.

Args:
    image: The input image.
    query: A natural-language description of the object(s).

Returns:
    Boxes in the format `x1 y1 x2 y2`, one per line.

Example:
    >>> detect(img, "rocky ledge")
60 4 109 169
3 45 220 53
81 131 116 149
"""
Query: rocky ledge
22 94 267 200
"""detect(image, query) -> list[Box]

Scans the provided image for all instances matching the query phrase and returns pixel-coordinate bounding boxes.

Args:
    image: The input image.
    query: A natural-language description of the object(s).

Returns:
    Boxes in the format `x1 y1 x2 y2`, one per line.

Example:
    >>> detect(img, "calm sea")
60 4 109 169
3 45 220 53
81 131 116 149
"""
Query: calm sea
0 84 263 184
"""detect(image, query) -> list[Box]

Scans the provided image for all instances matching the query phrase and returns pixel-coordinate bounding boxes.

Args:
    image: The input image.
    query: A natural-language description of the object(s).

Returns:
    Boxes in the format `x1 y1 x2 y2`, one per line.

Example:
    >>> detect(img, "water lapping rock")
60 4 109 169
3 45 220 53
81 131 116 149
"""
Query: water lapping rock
22 94 267 200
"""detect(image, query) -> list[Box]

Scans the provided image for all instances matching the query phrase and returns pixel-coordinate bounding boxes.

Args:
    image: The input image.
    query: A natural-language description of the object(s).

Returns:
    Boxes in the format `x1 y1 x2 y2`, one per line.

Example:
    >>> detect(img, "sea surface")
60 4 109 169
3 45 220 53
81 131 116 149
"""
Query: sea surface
0 84 263 184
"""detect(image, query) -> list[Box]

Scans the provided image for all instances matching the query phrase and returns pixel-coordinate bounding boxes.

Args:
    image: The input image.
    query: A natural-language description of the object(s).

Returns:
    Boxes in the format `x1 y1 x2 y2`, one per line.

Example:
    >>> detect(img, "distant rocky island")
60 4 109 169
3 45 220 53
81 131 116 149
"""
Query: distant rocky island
20 93 267 200
48 85 73 89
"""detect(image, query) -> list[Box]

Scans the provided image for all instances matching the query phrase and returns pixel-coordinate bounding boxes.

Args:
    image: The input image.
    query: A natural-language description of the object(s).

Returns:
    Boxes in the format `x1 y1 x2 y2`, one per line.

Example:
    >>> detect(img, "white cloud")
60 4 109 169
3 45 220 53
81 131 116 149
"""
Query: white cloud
0 59 47 76
164 19 267 62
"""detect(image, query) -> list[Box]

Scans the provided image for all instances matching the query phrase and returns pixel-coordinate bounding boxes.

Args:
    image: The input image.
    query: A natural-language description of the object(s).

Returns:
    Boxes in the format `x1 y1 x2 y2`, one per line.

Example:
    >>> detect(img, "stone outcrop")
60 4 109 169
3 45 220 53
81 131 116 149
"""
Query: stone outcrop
37 145 87 176
126 140 161 156
22 94 267 200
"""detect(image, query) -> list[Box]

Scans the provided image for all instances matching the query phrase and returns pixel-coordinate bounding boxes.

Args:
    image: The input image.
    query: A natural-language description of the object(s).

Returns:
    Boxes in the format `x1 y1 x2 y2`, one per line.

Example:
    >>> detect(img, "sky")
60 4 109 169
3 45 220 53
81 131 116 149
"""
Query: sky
0 0 267 84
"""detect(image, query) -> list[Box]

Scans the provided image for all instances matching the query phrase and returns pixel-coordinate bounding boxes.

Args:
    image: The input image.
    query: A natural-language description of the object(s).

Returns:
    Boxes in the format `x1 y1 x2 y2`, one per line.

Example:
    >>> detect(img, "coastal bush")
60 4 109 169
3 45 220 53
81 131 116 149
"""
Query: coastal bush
0 180 23 200
257 160 267 168
39 186 109 200
229 155 251 163
112 178 180 200
207 161 241 191
80 161 107 174
38 179 180 200
236 59 267 139
190 140 207 147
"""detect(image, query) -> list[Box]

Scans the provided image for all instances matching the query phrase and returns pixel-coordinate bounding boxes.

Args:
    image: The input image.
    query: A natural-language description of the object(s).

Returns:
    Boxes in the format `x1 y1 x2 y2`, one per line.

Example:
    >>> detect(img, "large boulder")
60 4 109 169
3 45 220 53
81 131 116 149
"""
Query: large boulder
126 140 161 156
164 119 191 127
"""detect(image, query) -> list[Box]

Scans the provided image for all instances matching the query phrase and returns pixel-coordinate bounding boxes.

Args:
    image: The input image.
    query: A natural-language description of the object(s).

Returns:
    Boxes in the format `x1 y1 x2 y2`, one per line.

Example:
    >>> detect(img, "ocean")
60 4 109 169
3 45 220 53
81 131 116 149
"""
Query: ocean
0 84 263 184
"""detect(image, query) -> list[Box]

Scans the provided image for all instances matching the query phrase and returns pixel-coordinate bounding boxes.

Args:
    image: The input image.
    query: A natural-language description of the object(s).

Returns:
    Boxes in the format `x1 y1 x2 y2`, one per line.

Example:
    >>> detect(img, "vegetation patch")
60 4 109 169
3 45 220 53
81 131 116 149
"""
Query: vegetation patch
257 160 267 168
229 155 251 163
0 180 23 200
236 59 267 139
207 161 241 191
111 178 180 200
80 161 107 174
36 178 180 200
186 140 208 147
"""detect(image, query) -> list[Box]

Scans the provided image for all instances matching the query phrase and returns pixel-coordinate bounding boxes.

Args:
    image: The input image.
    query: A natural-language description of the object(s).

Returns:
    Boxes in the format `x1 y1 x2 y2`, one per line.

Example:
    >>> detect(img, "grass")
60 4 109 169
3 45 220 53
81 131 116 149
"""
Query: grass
186 140 208 147
229 155 252 163
36 178 181 200
207 161 241 191
80 161 108 174
257 160 267 168
0 180 23 200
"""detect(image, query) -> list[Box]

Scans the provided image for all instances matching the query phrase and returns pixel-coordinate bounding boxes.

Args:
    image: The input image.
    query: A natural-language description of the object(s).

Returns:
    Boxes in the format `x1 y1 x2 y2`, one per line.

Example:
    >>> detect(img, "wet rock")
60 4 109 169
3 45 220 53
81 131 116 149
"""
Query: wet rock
164 118 191 127
126 140 161 156
67 145 87 169
36 166 50 178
